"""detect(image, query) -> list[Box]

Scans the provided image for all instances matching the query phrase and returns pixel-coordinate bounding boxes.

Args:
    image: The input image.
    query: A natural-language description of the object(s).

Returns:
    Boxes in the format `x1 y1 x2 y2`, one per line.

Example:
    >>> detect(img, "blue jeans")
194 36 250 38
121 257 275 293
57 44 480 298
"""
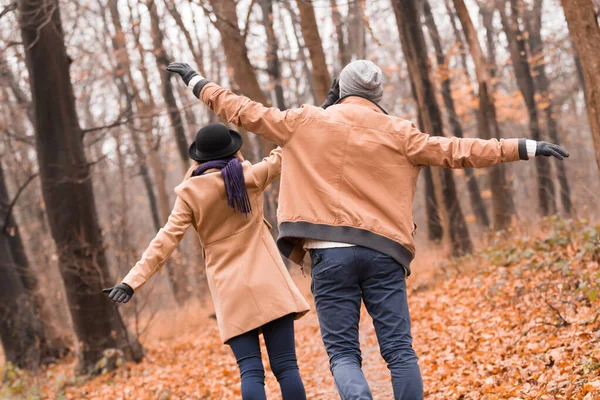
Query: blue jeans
227 313 306 400
310 246 423 400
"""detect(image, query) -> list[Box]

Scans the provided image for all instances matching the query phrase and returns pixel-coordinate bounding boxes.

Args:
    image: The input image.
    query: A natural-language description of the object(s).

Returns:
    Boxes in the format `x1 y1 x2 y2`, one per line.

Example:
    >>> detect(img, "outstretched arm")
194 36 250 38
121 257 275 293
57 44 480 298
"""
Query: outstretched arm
105 197 193 301
252 146 283 189
167 63 306 147
404 123 568 168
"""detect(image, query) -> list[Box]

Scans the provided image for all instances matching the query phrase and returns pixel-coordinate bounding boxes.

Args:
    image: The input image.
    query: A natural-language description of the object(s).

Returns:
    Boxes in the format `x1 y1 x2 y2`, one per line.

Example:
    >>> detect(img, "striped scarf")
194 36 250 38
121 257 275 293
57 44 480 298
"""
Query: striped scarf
192 157 252 214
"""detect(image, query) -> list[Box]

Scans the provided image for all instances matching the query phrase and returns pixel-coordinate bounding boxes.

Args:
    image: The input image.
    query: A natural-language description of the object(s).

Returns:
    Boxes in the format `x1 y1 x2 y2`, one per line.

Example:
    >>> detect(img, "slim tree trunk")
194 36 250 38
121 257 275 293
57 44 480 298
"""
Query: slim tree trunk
207 0 275 155
560 0 600 173
497 0 556 215
409 80 444 243
330 0 350 69
110 0 189 303
259 0 286 110
423 0 491 229
0 162 47 369
479 3 498 82
452 0 516 230
163 0 205 74
18 0 143 372
527 0 572 215
146 0 190 172
282 0 319 103
347 0 366 60
295 0 332 103
393 0 473 256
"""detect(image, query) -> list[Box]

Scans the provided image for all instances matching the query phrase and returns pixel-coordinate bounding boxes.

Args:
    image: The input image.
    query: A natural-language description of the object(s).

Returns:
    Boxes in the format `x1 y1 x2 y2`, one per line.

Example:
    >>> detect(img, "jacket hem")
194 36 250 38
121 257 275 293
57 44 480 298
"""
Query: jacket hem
277 221 414 276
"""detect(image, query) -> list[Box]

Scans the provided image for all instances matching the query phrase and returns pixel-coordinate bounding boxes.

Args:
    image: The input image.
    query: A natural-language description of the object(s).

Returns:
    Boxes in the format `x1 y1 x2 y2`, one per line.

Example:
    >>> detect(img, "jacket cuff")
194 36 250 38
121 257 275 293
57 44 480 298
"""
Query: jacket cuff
518 138 528 160
190 78 212 98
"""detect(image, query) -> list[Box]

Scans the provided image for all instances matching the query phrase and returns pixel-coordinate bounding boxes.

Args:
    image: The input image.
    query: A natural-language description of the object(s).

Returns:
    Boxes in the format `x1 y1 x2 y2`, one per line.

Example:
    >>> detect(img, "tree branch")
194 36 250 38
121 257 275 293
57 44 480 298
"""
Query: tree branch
1 172 39 235
242 0 257 41
0 2 16 20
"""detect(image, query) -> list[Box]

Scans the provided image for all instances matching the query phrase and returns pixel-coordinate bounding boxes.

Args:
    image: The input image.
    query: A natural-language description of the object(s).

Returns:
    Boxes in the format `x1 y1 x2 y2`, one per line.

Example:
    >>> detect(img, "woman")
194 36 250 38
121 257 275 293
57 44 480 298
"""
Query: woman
104 123 310 400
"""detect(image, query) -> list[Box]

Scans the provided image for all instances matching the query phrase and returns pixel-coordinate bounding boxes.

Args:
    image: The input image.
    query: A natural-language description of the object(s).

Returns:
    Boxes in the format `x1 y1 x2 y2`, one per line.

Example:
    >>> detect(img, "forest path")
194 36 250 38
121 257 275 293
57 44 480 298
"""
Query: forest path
9 220 600 399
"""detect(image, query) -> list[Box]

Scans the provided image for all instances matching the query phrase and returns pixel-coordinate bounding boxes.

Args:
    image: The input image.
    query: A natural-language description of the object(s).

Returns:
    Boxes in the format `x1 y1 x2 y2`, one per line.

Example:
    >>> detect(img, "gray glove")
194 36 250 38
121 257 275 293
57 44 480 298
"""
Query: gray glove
321 78 340 109
518 139 569 160
103 283 134 303
536 141 569 160
166 62 199 86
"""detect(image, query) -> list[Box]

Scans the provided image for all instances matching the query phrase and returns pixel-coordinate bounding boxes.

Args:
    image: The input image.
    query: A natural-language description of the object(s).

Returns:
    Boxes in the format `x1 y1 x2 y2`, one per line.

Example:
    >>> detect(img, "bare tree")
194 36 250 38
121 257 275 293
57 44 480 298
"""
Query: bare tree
347 0 366 60
259 0 286 110
329 0 350 69
560 0 600 172
452 0 516 230
295 0 332 103
109 0 192 304
17 0 143 371
146 0 190 172
526 0 572 215
392 0 473 256
497 0 557 216
423 0 490 229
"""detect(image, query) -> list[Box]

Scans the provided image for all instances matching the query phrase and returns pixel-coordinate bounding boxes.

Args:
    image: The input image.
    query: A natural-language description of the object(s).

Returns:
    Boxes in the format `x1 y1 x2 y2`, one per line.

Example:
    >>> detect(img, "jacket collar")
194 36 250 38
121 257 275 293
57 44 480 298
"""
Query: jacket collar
335 95 389 115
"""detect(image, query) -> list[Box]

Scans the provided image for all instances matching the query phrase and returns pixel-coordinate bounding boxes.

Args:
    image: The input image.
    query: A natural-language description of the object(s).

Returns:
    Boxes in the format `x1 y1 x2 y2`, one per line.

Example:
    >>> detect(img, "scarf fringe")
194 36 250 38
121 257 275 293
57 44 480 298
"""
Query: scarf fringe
193 157 252 215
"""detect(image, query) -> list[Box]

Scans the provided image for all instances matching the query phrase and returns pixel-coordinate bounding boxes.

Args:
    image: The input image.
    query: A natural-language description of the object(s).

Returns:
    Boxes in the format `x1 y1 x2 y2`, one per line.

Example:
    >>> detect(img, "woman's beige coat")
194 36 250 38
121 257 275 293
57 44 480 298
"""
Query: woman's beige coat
121 148 310 343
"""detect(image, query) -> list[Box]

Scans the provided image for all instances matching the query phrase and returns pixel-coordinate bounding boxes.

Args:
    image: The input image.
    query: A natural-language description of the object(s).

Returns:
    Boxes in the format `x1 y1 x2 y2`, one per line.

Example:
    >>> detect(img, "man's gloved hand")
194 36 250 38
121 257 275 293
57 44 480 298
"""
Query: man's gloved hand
321 78 340 109
536 141 570 160
166 62 199 86
519 139 569 161
103 283 134 303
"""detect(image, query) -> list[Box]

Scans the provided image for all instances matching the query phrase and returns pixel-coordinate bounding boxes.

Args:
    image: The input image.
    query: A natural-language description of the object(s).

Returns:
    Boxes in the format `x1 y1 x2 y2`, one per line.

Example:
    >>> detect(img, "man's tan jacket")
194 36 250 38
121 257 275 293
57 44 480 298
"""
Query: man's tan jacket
195 82 522 275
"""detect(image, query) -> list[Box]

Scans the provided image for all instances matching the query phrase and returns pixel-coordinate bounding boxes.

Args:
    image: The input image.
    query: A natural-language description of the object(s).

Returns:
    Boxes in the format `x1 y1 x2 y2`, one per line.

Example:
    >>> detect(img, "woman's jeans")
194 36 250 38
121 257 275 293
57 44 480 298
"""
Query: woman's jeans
227 313 306 400
310 246 423 400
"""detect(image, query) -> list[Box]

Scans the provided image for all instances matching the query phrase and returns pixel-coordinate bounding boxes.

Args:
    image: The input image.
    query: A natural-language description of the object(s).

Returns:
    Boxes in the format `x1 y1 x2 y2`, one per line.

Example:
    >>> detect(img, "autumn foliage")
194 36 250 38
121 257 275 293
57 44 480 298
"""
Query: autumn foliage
1 219 598 399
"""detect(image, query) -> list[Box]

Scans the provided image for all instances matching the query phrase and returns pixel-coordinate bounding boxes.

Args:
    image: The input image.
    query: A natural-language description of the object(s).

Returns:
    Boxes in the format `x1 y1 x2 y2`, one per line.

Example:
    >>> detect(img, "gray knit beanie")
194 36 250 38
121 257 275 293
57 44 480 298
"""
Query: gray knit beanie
339 60 384 104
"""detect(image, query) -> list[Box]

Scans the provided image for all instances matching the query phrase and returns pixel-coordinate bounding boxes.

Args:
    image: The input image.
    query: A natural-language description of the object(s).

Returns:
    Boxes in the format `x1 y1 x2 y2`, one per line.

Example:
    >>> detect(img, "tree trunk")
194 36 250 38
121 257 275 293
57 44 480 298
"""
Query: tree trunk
560 0 600 173
348 0 366 60
497 0 557 215
423 0 491 229
0 162 47 369
329 0 350 69
282 0 319 103
393 0 473 256
452 0 516 230
526 0 572 215
207 0 275 155
259 0 286 110
110 0 189 303
163 0 205 74
295 0 331 103
410 76 444 243
146 0 190 172
479 3 498 82
18 0 143 372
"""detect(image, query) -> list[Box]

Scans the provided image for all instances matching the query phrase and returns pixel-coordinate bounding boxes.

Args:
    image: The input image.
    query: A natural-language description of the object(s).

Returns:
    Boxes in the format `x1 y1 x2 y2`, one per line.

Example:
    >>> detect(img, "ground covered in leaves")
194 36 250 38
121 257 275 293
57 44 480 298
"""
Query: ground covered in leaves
2 219 599 399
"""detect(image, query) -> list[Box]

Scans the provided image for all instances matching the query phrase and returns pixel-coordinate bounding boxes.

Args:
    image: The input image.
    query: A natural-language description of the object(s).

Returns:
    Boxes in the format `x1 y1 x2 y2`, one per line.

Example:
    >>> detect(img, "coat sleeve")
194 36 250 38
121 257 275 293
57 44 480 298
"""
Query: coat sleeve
197 83 306 146
122 197 193 291
403 123 521 168
252 147 283 189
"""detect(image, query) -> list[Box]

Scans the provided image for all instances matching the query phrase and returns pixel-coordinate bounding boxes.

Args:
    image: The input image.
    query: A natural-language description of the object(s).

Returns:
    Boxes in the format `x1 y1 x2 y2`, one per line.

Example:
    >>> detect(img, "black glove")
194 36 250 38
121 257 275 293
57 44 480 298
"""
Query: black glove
321 78 340 109
103 283 134 303
166 62 199 86
536 141 569 160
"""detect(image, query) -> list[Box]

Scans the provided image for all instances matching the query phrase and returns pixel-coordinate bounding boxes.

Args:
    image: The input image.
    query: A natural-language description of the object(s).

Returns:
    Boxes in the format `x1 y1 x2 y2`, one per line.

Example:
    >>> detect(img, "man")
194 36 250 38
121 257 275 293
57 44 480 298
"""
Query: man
168 60 568 399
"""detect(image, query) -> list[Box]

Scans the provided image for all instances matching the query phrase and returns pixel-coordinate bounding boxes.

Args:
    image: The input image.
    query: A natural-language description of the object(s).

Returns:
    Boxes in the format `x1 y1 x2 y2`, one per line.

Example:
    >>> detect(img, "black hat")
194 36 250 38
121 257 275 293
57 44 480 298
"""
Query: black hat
188 124 244 162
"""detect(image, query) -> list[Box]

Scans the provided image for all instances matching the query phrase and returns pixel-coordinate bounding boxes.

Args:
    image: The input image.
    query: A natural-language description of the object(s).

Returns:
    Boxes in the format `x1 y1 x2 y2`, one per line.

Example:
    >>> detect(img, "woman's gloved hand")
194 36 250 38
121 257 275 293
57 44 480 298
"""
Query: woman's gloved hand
103 283 134 303
321 78 340 109
166 62 200 85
